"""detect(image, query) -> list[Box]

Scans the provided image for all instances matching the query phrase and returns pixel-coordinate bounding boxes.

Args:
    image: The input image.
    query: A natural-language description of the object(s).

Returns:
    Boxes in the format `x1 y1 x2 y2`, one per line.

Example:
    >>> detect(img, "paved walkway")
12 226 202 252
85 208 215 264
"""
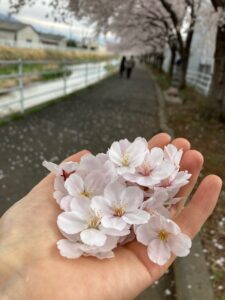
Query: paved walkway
0 66 173 299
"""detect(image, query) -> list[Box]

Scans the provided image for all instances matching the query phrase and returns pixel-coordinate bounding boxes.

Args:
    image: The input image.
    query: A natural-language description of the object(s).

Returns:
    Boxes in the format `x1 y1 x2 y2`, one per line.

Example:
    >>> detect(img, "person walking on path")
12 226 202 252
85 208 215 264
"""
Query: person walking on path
126 56 135 79
119 56 126 77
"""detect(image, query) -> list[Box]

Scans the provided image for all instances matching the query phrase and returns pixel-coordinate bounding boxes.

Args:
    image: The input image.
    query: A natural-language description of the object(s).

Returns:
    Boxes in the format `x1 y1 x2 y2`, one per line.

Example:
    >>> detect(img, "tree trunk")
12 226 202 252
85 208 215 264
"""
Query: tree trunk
168 46 176 77
158 54 164 72
178 23 194 89
179 54 189 89
207 25 225 120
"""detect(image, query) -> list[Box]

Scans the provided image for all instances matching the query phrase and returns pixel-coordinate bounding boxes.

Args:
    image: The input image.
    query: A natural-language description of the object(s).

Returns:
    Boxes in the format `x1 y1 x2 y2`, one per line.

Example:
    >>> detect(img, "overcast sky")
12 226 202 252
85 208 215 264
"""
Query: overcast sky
0 0 95 40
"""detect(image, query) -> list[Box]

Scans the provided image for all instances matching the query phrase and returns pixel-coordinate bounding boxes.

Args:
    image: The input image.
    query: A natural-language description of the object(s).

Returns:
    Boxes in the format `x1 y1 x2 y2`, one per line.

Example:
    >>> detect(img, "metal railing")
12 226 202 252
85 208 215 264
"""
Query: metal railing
186 70 212 96
0 59 118 118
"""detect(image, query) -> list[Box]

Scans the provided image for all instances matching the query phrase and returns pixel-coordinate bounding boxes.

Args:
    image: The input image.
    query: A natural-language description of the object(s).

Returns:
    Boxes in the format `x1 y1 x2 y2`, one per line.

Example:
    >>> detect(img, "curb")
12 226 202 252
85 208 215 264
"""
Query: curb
150 70 215 300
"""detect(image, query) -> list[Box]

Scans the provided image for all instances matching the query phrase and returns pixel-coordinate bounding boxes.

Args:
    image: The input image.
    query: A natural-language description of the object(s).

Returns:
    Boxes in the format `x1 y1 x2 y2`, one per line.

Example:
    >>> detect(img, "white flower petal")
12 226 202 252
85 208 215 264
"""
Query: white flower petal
101 226 130 237
144 190 168 208
161 218 181 235
120 186 144 210
91 196 113 215
123 210 150 224
117 166 136 175
147 215 164 231
101 216 127 231
54 176 66 192
42 161 61 174
103 160 118 183
149 147 164 167
151 162 175 180
61 161 78 174
104 181 125 206
154 206 171 218
53 190 65 205
84 170 105 196
119 139 130 153
65 173 84 196
60 195 73 211
57 212 87 234
108 141 123 166
69 197 92 219
167 233 192 257
79 154 101 172
148 239 171 265
136 223 158 246
127 139 147 167
136 175 160 187
57 239 83 259
80 228 107 247
164 144 183 167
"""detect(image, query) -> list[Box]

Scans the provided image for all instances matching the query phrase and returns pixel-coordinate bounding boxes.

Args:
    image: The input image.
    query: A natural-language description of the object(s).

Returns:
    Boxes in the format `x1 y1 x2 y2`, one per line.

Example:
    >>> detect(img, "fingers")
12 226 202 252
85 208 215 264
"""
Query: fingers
171 137 191 153
175 175 222 238
148 133 171 148
179 150 204 198
148 133 191 154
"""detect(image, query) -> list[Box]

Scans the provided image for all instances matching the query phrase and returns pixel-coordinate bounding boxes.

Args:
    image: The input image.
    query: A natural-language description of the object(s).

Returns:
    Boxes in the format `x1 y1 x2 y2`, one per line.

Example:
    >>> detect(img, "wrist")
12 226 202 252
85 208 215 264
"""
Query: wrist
0 247 27 299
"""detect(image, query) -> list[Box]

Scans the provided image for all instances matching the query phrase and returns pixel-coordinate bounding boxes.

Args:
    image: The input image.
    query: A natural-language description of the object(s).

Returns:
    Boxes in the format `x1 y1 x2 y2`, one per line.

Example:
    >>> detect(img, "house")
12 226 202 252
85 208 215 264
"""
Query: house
39 32 67 48
0 20 40 46
0 18 67 49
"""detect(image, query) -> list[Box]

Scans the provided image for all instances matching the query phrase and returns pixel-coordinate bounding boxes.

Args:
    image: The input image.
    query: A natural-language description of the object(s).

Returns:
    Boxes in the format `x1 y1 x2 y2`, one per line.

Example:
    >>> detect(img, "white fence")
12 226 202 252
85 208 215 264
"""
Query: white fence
0 59 119 118
186 70 212 96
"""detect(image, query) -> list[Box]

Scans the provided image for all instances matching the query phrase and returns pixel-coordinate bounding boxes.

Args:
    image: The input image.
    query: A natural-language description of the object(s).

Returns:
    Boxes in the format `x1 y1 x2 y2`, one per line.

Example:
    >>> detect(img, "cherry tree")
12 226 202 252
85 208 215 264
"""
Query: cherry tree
70 0 202 87
207 0 225 119
8 0 186 82
9 0 225 117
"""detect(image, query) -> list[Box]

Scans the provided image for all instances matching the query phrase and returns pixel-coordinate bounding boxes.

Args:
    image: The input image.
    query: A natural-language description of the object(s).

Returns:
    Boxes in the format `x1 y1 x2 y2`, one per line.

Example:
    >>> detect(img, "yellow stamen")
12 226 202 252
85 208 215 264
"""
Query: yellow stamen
158 230 169 241
114 207 124 217
88 216 100 228
122 154 130 166
80 190 92 198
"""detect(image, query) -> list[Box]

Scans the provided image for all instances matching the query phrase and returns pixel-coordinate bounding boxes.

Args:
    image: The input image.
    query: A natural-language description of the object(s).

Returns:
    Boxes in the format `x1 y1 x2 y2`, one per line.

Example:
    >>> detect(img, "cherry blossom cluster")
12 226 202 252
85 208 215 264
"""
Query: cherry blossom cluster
43 137 192 266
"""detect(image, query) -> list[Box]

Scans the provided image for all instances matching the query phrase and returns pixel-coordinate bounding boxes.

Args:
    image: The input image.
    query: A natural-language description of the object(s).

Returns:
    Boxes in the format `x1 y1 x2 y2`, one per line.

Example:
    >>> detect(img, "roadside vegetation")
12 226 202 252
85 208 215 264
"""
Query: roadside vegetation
0 45 114 62
153 68 225 300
0 46 116 91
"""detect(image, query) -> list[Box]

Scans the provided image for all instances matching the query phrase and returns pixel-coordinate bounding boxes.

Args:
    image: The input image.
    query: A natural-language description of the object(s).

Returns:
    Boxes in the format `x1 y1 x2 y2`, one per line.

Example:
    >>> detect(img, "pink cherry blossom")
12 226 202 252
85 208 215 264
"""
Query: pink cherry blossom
57 235 119 259
156 170 191 197
142 190 171 218
64 171 105 202
123 147 175 187
163 144 183 168
43 137 192 263
57 198 107 247
91 181 150 231
108 137 148 175
77 153 118 184
60 170 106 211
136 215 192 265
43 161 78 207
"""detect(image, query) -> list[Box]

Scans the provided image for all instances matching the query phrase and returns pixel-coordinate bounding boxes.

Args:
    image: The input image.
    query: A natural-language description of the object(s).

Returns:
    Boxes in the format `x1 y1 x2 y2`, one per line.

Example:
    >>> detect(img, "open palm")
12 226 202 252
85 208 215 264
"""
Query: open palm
0 133 222 300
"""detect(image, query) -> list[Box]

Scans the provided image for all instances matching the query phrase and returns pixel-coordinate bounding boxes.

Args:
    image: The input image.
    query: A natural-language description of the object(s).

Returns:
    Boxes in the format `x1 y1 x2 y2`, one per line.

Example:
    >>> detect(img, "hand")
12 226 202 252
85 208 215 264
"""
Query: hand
0 133 222 300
